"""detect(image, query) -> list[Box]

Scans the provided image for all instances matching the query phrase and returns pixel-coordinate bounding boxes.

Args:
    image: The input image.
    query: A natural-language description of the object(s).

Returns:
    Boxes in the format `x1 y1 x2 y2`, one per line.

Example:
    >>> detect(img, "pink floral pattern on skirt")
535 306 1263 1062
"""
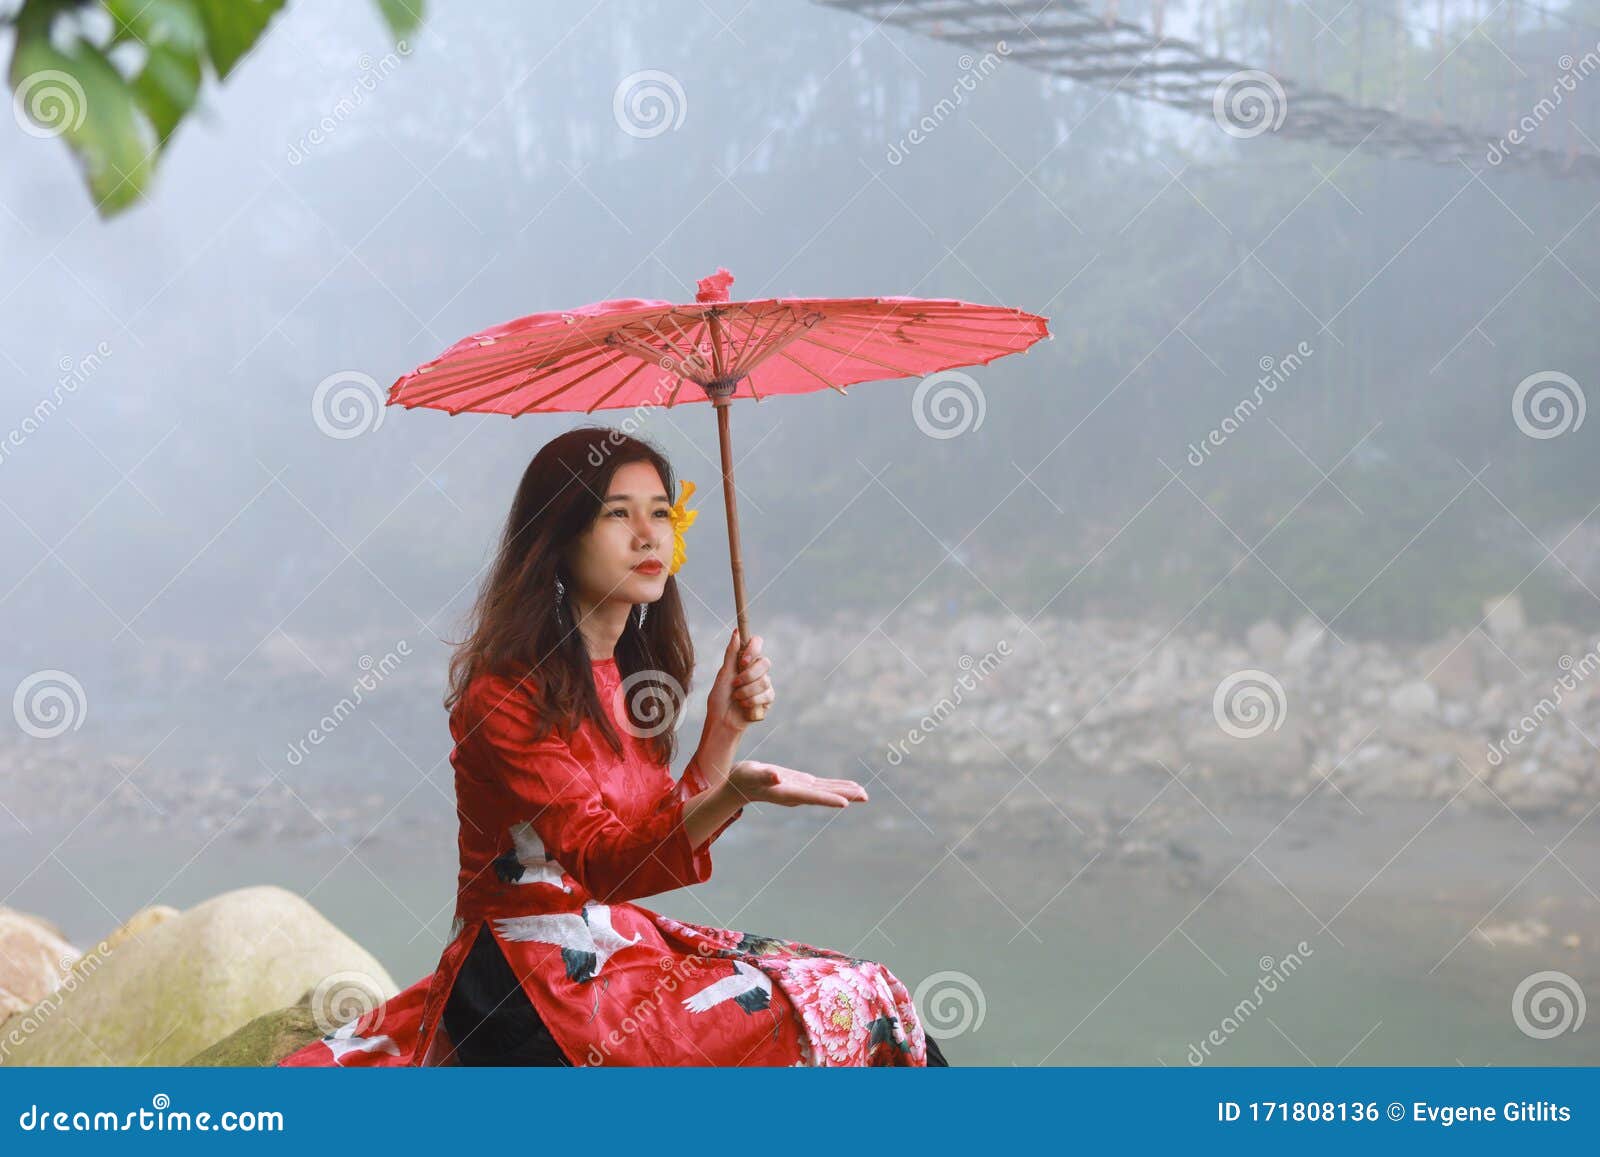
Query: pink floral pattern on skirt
654 914 926 1066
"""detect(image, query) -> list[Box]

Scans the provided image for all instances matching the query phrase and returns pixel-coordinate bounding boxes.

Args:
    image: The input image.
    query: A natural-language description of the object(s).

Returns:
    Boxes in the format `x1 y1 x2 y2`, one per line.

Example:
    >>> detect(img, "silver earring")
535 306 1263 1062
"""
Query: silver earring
637 602 648 629
553 575 566 621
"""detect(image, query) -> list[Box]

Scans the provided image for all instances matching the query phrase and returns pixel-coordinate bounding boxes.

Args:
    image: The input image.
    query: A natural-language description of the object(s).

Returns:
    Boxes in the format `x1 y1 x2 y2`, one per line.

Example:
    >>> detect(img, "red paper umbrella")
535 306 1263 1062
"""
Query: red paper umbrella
389 268 1050 721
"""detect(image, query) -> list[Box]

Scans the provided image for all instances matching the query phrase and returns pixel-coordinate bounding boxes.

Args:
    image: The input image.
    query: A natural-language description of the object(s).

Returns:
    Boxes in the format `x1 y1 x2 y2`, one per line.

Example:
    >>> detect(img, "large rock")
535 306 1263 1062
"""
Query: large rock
184 992 324 1067
0 885 396 1067
0 908 80 1018
104 905 179 953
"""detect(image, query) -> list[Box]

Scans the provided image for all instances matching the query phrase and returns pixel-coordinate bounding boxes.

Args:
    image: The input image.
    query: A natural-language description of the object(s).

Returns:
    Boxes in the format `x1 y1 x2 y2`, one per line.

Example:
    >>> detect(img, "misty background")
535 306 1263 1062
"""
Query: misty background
3 0 1599 1065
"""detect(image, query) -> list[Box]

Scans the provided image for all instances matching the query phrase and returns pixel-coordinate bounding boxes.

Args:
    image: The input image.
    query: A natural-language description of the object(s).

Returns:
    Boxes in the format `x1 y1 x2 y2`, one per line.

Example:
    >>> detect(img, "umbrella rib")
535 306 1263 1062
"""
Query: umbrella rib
732 314 816 381
606 323 705 382
398 341 617 408
772 349 849 395
580 355 654 415
661 312 712 376
641 316 711 380
511 347 643 415
823 315 1047 342
498 352 631 415
726 305 789 375
442 349 613 415
819 320 1035 358
788 334 923 378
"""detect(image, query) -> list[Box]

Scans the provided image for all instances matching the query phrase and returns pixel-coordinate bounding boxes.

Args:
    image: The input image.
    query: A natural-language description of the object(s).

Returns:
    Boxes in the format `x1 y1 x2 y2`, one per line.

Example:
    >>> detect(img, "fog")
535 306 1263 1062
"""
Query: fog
3 0 1598 1065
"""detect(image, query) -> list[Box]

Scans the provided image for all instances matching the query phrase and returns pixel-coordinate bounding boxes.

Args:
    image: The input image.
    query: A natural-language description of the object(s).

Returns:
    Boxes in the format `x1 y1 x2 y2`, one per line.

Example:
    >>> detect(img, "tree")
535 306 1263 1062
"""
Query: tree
4 0 424 216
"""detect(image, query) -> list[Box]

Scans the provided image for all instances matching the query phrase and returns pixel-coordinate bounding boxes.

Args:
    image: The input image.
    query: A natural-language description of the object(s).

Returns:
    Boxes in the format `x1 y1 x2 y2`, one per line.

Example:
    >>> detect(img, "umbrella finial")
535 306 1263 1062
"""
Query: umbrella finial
695 267 734 303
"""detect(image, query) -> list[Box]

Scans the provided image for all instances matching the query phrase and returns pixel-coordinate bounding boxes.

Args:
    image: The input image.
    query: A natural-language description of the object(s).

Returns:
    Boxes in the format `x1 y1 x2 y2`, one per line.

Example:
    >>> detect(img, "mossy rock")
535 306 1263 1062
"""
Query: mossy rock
0 885 396 1067
184 995 324 1066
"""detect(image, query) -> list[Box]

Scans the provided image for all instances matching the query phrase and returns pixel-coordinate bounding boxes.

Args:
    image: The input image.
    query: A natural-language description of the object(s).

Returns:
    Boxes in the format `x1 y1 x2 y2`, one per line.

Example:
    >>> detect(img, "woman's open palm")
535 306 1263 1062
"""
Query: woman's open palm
728 760 869 809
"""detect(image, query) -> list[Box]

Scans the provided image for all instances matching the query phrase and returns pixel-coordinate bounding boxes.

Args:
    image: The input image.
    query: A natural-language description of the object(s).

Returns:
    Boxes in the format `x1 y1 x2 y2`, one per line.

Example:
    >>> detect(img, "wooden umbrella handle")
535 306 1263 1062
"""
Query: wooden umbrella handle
714 393 766 724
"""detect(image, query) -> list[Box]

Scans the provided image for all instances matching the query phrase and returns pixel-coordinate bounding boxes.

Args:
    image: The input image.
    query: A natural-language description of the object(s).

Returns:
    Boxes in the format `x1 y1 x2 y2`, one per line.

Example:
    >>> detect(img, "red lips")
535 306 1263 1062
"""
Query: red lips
634 560 664 575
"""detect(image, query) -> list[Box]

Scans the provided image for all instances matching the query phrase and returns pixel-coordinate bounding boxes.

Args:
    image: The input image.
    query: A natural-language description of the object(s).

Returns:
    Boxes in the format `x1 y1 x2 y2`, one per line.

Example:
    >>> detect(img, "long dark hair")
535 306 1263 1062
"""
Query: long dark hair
444 425 695 766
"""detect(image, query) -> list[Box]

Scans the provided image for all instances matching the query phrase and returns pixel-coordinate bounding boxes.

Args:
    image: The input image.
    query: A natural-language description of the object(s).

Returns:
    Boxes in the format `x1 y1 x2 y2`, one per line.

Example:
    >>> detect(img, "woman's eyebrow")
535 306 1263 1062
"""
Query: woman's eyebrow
603 492 671 503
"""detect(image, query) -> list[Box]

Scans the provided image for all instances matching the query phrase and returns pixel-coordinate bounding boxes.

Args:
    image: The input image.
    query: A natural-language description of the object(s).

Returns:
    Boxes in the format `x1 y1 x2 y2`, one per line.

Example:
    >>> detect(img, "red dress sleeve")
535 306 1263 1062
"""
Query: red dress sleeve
676 756 745 879
463 674 738 904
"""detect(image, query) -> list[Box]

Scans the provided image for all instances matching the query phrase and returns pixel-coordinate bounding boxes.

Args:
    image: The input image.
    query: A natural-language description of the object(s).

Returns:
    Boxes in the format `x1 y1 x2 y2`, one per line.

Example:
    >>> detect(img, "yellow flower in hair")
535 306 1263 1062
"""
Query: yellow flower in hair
667 479 697 575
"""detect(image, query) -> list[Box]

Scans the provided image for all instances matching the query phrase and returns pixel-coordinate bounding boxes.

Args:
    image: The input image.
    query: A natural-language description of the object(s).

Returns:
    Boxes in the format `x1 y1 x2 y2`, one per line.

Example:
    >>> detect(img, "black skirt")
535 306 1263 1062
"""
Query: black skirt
441 921 950 1067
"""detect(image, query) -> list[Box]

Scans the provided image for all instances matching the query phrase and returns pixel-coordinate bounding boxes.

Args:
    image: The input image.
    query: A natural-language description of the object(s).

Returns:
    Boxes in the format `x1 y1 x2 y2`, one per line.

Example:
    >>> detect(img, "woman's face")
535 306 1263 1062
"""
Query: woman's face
568 459 674 608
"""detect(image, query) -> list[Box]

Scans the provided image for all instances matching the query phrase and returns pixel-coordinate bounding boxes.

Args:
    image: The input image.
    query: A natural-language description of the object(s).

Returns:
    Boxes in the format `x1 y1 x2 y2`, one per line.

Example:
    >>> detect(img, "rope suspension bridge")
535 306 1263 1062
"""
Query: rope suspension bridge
819 0 1600 179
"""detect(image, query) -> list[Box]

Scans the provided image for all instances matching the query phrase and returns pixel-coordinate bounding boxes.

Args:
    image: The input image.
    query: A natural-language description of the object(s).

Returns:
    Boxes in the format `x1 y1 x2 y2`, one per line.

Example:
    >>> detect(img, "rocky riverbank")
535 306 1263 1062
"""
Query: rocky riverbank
765 593 1598 821
1 597 1593 852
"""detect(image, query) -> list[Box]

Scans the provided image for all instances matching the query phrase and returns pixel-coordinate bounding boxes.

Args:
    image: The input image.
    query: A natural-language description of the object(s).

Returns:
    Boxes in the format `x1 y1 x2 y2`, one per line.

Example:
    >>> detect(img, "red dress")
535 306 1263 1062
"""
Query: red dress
278 655 929 1067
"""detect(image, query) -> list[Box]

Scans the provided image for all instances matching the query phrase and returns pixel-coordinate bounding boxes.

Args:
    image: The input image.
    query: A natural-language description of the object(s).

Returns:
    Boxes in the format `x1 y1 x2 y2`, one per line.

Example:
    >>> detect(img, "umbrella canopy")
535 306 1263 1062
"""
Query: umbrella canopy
387 268 1051 723
388 268 1050 415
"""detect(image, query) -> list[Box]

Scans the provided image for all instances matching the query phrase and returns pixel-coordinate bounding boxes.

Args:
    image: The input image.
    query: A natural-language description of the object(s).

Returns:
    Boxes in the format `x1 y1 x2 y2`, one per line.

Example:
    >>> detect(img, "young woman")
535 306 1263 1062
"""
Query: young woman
280 425 947 1067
